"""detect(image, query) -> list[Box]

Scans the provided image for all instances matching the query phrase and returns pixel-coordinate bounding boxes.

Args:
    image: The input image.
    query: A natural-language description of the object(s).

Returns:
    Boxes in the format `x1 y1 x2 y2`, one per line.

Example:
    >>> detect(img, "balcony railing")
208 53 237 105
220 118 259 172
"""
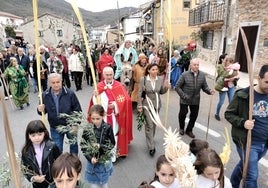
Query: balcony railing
189 1 225 26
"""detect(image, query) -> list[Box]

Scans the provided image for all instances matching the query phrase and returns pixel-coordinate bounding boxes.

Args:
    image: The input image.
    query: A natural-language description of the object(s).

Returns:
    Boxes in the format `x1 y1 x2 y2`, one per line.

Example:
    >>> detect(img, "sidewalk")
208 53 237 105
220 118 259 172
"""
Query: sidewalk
198 58 254 89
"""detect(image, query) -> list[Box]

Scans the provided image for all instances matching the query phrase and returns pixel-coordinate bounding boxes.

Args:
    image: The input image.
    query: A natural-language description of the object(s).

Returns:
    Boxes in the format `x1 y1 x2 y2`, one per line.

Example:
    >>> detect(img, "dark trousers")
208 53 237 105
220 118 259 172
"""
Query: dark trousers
178 103 199 132
62 72 71 88
85 68 93 86
39 79 47 92
73 71 83 90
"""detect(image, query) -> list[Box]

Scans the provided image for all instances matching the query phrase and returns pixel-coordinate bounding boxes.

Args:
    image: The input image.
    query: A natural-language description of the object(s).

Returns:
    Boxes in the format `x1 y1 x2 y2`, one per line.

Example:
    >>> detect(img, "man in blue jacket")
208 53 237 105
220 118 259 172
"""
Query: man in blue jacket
37 73 82 154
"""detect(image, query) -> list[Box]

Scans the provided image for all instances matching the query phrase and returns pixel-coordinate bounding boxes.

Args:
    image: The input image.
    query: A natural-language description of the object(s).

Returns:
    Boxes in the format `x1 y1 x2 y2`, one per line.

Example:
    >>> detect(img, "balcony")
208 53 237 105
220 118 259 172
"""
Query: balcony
189 1 225 26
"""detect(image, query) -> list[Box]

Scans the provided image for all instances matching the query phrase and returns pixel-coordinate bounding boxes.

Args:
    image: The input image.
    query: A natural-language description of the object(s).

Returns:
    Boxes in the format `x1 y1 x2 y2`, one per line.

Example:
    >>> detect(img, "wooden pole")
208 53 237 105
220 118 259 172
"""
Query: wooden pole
70 1 100 104
32 0 46 123
164 0 172 127
205 31 223 140
239 26 254 188
0 92 22 187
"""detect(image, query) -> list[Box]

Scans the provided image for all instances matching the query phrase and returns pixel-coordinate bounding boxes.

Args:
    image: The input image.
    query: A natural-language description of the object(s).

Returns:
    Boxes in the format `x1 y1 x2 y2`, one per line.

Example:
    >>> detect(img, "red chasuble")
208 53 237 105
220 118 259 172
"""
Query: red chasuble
88 80 133 157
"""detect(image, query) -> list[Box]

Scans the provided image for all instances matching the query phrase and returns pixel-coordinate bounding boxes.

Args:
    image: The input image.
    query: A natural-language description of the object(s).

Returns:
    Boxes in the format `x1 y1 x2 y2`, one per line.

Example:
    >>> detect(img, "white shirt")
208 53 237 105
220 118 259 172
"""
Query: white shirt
196 175 232 188
146 75 158 90
151 178 180 188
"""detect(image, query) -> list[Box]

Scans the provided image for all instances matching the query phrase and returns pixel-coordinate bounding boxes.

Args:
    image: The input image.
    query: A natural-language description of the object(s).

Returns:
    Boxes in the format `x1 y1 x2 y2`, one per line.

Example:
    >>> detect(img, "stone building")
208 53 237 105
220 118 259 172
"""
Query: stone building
21 13 81 47
189 0 268 75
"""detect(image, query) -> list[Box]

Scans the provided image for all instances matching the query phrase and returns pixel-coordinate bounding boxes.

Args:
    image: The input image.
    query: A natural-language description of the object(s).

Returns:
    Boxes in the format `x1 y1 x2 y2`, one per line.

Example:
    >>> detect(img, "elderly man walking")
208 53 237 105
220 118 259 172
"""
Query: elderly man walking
175 58 215 138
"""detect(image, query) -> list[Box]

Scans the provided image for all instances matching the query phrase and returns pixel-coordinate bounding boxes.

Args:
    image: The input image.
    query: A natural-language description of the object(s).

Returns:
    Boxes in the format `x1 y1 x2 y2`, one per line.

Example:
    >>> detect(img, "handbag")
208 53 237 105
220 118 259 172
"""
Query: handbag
141 77 146 98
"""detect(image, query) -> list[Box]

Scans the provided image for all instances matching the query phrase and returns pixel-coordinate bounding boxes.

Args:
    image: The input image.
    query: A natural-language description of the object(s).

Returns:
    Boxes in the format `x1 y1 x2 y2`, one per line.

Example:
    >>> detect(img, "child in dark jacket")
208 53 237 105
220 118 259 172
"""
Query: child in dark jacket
21 120 61 188
81 104 115 188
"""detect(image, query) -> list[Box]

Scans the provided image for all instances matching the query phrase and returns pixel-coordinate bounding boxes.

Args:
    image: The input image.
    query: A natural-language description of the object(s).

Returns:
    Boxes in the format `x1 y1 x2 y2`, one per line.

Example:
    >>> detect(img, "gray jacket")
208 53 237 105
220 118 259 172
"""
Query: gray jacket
138 76 168 110
175 70 211 105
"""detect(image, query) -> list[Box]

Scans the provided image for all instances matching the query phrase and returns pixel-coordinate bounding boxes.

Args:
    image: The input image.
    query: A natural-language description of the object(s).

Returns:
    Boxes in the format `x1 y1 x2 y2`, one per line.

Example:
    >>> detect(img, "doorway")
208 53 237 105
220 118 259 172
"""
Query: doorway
235 25 258 73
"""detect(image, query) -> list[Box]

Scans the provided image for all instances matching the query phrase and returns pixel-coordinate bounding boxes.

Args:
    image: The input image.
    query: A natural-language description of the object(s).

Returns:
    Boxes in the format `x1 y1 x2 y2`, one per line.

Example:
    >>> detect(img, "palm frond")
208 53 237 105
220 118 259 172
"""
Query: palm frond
142 95 197 187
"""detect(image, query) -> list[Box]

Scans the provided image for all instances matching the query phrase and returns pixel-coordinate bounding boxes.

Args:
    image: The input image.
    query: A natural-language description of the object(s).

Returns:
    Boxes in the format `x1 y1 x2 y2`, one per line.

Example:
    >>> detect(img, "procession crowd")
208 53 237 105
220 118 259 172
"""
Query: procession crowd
0 36 267 188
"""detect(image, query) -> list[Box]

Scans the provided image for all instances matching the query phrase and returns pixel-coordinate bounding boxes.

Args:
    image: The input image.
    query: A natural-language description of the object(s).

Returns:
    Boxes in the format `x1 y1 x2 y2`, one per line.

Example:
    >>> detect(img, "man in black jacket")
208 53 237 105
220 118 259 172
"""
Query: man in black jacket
175 58 215 138
16 47 30 73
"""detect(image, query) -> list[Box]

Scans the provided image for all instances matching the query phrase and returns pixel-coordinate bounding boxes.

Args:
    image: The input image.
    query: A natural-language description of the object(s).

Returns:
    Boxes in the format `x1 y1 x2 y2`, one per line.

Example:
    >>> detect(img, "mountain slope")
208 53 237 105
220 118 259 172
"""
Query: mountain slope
0 0 137 27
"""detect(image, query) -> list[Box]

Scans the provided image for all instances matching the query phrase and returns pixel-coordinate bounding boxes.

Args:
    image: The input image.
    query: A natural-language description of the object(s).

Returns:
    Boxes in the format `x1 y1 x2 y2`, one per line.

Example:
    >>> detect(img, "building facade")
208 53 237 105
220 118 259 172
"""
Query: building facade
189 0 268 74
21 13 81 47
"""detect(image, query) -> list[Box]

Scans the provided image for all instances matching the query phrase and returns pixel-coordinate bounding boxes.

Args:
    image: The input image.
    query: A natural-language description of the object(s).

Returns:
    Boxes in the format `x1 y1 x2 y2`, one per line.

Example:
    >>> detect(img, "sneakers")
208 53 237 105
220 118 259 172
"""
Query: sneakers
4 96 8 100
215 114 221 121
221 87 228 92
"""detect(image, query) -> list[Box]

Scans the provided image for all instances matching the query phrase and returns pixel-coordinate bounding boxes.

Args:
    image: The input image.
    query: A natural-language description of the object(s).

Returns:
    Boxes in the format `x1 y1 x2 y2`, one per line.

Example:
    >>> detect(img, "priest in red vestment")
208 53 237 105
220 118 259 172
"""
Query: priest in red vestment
88 66 133 161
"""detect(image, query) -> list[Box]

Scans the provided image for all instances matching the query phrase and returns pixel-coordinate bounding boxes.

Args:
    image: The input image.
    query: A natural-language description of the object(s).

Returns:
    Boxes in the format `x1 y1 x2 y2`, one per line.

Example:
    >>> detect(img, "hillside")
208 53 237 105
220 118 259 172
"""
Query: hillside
0 0 137 27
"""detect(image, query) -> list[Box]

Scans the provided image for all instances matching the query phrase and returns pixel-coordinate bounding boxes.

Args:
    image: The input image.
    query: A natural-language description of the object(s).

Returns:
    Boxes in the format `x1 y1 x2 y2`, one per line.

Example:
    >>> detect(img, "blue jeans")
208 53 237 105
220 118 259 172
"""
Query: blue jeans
230 142 268 188
215 86 235 116
50 127 78 154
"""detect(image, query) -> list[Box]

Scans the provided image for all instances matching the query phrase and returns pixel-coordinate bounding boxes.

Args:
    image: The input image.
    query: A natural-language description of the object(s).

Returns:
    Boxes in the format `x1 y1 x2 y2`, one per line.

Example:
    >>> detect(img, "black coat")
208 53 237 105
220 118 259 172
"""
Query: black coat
16 54 30 72
21 140 61 188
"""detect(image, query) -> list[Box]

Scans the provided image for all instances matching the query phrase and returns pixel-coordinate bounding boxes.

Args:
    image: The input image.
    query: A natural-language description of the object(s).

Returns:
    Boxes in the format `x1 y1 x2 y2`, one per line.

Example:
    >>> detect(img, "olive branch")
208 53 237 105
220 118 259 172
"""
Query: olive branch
136 112 145 131
57 111 114 164
0 152 50 187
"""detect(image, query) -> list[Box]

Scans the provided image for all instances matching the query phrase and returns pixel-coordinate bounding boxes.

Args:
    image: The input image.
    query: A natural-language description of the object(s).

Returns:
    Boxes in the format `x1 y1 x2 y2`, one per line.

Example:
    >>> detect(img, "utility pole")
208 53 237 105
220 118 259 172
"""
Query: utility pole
159 0 164 45
117 1 121 44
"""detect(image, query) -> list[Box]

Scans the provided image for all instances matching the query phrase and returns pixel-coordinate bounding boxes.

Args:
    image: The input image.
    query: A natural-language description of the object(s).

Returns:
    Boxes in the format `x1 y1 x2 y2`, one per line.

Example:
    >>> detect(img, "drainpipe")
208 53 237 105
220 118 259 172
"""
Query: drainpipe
159 0 164 44
221 0 231 54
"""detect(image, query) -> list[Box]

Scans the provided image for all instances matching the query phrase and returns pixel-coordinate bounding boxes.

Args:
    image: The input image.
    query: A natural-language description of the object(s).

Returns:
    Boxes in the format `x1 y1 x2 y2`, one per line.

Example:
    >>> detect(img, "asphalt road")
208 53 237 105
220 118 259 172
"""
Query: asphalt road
0 76 267 188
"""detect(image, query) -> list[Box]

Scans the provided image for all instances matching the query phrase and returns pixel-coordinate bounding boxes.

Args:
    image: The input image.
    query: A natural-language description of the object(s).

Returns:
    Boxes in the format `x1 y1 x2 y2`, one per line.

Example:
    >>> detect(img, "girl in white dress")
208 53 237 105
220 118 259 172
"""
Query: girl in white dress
150 155 180 188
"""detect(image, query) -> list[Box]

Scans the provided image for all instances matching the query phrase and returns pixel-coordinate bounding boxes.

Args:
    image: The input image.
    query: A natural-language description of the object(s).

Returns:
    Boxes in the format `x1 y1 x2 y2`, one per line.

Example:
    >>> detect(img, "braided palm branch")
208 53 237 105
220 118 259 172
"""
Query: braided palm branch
142 93 197 187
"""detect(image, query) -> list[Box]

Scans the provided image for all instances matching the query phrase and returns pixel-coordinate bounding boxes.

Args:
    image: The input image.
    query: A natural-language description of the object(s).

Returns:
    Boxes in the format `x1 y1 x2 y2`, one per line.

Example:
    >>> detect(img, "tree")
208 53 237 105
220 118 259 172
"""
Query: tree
5 26 16 38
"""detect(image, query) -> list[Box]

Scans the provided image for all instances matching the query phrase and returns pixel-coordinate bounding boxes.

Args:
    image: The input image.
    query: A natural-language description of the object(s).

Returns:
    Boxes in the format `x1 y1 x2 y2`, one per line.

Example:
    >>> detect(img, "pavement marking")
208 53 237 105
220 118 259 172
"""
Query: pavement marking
185 118 221 138
195 123 221 138
185 119 268 168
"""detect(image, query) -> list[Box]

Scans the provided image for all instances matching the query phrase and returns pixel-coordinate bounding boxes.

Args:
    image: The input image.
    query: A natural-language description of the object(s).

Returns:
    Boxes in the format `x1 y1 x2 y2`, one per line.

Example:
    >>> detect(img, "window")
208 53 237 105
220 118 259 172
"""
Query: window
39 31 44 37
57 29 63 37
202 30 213 49
183 0 191 9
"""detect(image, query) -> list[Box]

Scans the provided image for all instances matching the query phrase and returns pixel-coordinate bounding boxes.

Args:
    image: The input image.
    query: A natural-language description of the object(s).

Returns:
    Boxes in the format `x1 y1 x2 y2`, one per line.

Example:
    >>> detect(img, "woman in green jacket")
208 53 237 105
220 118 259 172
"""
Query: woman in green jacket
3 57 29 110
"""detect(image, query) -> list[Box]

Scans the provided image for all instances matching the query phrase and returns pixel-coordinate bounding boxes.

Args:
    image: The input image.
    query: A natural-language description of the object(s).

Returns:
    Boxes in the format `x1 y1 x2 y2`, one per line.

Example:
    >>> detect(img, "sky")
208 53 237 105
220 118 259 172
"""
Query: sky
65 0 152 12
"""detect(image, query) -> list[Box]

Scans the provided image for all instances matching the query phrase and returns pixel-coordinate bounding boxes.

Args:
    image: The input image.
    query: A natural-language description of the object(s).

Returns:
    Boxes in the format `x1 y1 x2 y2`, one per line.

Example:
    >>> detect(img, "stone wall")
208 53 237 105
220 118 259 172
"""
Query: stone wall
228 0 268 76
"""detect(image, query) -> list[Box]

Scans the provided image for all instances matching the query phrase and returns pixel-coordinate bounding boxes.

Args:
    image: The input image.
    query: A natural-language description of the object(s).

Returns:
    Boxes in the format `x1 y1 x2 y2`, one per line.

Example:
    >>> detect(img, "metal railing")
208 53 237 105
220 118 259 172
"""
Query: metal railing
189 1 225 26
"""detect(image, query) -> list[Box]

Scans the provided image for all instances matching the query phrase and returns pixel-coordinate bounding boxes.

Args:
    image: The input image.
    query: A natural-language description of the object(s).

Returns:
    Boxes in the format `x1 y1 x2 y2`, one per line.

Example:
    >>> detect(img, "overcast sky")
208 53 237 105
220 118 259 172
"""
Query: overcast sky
65 0 152 12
